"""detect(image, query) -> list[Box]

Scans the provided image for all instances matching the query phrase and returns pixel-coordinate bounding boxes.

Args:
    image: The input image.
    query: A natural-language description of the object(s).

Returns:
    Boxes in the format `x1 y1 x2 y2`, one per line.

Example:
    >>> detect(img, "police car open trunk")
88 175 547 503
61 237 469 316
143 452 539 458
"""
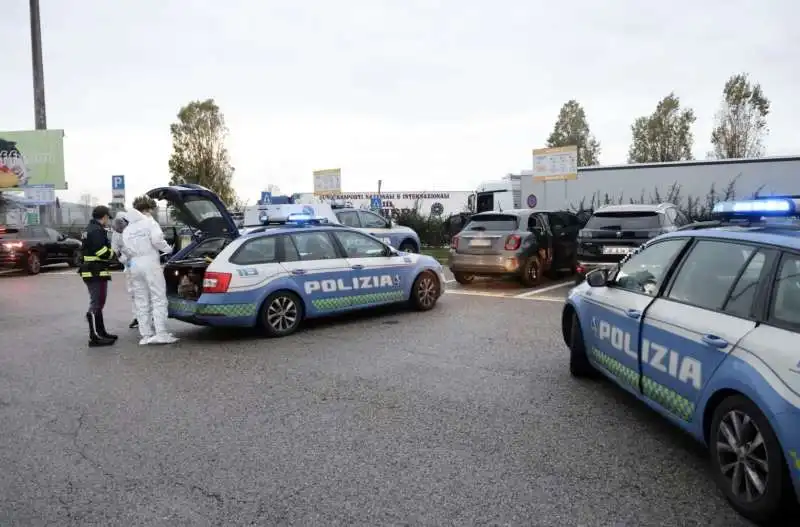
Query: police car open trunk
146 185 240 301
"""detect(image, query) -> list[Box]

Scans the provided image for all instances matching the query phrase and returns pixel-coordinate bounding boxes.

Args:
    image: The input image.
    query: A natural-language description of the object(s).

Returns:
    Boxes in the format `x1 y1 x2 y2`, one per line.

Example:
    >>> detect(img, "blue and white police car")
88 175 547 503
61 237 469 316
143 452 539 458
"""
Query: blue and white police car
562 196 800 524
147 185 445 337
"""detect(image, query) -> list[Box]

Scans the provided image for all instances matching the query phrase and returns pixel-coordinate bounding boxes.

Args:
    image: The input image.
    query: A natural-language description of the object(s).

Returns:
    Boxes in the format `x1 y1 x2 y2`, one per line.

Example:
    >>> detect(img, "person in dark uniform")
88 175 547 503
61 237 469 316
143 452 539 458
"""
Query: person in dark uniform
80 205 117 347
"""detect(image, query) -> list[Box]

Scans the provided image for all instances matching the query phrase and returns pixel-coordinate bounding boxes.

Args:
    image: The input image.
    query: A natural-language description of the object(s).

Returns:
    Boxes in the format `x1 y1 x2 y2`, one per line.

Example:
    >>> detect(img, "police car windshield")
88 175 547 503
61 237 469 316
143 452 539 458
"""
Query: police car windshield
585 211 660 230
464 214 518 231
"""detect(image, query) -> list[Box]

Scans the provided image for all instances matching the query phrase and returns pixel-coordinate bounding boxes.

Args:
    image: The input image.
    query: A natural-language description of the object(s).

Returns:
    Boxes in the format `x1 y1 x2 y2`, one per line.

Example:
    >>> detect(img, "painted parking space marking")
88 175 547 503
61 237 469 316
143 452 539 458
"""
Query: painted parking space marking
513 281 573 298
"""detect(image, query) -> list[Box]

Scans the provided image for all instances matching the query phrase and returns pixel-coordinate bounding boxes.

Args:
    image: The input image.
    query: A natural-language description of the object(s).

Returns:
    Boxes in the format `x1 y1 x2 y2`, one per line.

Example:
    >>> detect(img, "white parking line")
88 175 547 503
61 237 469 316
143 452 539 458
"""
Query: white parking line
445 289 512 298
513 281 573 298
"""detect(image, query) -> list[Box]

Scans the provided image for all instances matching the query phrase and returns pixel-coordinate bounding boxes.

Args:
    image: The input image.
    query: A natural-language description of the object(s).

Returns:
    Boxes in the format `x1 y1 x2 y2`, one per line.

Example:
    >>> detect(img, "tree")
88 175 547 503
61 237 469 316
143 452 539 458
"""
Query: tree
546 100 601 167
628 93 696 163
709 73 770 159
168 99 237 207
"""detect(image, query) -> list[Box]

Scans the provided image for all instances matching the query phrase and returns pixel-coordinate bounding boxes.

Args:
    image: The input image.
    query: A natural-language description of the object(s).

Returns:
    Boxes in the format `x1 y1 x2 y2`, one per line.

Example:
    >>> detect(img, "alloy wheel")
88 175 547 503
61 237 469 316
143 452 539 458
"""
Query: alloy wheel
416 276 437 308
266 296 298 332
716 409 769 503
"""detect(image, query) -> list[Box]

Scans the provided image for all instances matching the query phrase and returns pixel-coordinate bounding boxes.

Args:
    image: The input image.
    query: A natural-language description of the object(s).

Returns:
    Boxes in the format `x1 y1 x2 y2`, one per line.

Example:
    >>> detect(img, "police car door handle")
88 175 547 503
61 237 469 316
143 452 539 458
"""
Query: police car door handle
291 269 306 276
351 264 364 270
626 309 641 319
702 334 728 348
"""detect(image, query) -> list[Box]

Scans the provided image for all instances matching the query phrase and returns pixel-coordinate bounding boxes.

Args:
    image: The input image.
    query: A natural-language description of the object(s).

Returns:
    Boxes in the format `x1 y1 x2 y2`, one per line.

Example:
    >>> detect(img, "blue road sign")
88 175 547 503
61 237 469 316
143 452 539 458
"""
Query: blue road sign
112 175 125 190
370 196 382 210
260 191 272 205
526 194 537 208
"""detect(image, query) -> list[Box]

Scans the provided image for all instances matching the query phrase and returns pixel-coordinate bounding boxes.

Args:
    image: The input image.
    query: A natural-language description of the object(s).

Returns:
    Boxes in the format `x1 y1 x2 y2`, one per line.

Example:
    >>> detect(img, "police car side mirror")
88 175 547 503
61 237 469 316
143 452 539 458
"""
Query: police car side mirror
586 269 608 287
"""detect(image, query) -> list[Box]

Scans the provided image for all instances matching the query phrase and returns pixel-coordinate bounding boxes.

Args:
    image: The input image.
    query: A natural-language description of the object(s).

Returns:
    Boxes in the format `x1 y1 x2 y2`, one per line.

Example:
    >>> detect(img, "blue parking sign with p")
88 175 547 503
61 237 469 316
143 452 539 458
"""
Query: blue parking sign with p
112 175 125 190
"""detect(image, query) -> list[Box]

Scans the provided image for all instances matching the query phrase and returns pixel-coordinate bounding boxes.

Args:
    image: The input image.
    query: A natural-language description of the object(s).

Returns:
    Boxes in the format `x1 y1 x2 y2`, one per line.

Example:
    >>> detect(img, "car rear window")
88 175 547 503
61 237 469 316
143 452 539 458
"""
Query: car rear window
585 211 661 230
464 214 518 231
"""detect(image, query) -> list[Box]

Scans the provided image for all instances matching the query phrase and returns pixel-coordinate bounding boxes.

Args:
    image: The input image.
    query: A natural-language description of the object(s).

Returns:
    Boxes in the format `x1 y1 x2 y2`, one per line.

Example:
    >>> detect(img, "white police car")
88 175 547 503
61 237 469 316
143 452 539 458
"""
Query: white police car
256 203 422 252
562 196 800 524
147 184 445 337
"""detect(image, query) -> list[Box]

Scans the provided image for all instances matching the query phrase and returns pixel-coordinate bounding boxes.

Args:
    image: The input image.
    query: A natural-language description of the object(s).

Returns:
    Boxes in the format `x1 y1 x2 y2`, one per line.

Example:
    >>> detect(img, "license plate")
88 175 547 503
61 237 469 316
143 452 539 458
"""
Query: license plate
602 246 633 255
469 239 492 247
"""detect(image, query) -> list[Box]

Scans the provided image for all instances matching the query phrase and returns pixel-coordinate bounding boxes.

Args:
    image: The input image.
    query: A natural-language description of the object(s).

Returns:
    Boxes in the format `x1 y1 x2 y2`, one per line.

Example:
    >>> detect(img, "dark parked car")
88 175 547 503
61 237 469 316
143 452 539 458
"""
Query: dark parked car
448 209 581 286
575 203 689 282
0 225 82 274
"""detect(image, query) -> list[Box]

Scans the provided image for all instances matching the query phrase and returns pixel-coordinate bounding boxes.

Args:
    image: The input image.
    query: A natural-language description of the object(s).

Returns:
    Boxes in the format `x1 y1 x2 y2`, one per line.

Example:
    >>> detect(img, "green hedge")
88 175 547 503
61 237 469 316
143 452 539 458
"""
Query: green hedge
569 175 764 222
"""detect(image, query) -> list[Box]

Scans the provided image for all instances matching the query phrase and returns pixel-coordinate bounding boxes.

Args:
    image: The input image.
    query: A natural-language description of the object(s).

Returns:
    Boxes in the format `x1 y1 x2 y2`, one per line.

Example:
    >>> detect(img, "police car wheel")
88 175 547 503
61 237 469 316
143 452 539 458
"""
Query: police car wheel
709 395 793 524
398 241 417 253
519 257 542 287
25 251 41 275
260 291 304 337
568 312 596 378
411 271 439 311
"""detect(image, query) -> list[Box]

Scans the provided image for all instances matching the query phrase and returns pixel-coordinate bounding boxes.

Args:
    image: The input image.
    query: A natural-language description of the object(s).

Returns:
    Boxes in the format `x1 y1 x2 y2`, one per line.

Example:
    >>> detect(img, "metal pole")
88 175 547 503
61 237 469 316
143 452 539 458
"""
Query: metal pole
30 0 47 130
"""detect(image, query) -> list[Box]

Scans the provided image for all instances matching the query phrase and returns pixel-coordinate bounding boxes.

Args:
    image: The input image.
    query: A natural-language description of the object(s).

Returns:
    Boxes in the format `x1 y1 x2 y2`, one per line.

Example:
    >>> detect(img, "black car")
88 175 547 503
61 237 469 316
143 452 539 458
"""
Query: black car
448 209 581 286
0 225 82 274
575 203 689 282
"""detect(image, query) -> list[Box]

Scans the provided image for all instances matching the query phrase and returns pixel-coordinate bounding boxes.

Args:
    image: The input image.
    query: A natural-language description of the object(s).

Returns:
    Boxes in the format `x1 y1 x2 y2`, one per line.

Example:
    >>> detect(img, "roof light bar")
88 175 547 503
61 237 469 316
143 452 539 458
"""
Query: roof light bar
285 213 328 225
711 198 798 217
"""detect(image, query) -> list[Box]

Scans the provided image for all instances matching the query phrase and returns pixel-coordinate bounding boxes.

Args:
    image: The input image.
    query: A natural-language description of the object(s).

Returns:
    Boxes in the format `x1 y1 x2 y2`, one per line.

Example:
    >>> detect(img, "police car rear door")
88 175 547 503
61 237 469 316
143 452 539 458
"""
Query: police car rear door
640 240 769 422
281 230 352 314
586 238 690 395
356 210 396 246
330 230 409 304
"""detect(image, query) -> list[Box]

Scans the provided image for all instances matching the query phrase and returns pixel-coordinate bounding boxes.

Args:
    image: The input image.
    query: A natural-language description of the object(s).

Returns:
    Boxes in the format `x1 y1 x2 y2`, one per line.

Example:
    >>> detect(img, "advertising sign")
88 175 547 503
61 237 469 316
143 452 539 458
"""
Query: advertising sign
532 145 578 182
313 168 341 196
0 130 66 190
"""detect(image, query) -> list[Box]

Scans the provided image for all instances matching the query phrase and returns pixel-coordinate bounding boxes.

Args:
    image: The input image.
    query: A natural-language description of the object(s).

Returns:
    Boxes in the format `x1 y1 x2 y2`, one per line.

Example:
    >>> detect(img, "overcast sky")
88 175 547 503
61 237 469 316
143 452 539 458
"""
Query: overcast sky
2 0 797 204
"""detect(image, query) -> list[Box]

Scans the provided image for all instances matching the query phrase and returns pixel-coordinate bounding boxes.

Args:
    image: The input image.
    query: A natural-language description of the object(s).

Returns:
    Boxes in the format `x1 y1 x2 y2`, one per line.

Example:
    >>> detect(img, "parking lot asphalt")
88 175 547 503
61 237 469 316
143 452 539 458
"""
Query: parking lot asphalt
0 267 753 526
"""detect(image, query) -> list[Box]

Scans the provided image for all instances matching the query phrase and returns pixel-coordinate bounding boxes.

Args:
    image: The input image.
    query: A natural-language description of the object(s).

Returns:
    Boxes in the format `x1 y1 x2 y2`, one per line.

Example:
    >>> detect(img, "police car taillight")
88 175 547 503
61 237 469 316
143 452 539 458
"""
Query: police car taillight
202 271 231 293
504 234 521 251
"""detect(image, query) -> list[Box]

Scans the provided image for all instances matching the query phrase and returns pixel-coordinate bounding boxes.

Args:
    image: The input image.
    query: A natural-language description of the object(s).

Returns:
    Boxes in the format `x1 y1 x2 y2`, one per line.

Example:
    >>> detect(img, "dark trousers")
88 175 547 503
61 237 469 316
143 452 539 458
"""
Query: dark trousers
86 280 109 312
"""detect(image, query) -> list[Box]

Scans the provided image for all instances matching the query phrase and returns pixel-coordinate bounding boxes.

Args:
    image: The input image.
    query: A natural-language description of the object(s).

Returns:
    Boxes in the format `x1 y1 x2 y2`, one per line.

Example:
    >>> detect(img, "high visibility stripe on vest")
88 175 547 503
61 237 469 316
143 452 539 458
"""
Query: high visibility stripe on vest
95 246 110 257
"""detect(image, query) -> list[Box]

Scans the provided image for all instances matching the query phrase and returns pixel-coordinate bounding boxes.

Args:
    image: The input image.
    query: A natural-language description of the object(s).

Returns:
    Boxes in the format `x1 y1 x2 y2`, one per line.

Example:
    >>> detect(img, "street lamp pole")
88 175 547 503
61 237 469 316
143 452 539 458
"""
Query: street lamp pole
29 0 47 130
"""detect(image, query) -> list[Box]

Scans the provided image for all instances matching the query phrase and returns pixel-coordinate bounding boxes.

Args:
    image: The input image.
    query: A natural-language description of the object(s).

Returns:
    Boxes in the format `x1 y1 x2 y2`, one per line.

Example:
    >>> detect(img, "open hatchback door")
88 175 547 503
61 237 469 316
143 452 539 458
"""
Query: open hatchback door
147 184 240 308
147 184 239 241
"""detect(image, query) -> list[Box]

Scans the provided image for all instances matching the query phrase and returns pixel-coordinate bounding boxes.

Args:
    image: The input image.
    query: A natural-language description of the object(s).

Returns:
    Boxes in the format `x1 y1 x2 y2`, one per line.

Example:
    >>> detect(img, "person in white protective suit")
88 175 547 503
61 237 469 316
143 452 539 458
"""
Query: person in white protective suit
122 196 179 345
110 212 138 329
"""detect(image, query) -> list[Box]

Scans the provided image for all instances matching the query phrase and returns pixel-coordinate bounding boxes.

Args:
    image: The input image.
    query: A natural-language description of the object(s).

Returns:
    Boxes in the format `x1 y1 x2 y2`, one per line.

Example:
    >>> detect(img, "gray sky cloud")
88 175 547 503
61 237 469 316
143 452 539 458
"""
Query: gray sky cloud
2 0 797 203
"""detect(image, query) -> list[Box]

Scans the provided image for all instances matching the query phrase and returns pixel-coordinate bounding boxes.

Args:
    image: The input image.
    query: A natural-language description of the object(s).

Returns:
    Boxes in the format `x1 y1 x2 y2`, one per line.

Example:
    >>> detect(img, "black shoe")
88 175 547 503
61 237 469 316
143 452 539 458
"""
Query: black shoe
87 311 115 347
129 318 139 329
95 310 118 340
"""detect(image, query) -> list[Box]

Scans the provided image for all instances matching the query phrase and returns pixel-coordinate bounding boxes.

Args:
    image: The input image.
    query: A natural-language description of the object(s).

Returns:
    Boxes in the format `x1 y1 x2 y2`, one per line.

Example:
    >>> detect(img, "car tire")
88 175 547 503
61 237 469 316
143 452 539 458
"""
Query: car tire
410 271 439 311
519 256 543 287
709 395 794 525
453 272 474 285
259 291 304 338
68 251 81 268
568 312 596 378
25 251 41 275
399 240 417 253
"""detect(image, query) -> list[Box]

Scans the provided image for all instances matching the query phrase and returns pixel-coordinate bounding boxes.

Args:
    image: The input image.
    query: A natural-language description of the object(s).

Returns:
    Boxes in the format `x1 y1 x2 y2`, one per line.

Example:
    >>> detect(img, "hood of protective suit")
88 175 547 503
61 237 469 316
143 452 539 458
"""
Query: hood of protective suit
112 211 129 233
125 208 147 224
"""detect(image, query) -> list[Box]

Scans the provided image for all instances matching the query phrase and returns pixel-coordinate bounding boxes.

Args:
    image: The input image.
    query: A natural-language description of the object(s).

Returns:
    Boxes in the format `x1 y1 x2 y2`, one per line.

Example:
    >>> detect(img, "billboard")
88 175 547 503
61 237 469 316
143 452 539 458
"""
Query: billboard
0 130 66 190
313 168 341 195
532 145 578 181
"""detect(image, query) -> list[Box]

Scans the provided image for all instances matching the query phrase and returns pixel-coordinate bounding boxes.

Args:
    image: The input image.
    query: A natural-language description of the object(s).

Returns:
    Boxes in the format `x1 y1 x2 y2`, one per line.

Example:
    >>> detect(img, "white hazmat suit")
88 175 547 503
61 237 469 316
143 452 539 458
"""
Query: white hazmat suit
110 212 138 327
121 208 178 345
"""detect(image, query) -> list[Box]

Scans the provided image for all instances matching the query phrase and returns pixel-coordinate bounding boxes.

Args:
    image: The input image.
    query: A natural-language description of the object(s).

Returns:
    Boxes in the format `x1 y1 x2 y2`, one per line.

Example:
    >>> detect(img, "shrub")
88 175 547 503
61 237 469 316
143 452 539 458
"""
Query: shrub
393 200 449 247
569 175 766 222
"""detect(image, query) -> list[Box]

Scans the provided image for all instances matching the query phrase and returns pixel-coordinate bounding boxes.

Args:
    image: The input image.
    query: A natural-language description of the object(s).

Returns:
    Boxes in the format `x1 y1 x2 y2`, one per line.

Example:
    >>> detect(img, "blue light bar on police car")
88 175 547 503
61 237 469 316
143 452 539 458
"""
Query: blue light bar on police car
285 213 328 224
711 198 798 217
